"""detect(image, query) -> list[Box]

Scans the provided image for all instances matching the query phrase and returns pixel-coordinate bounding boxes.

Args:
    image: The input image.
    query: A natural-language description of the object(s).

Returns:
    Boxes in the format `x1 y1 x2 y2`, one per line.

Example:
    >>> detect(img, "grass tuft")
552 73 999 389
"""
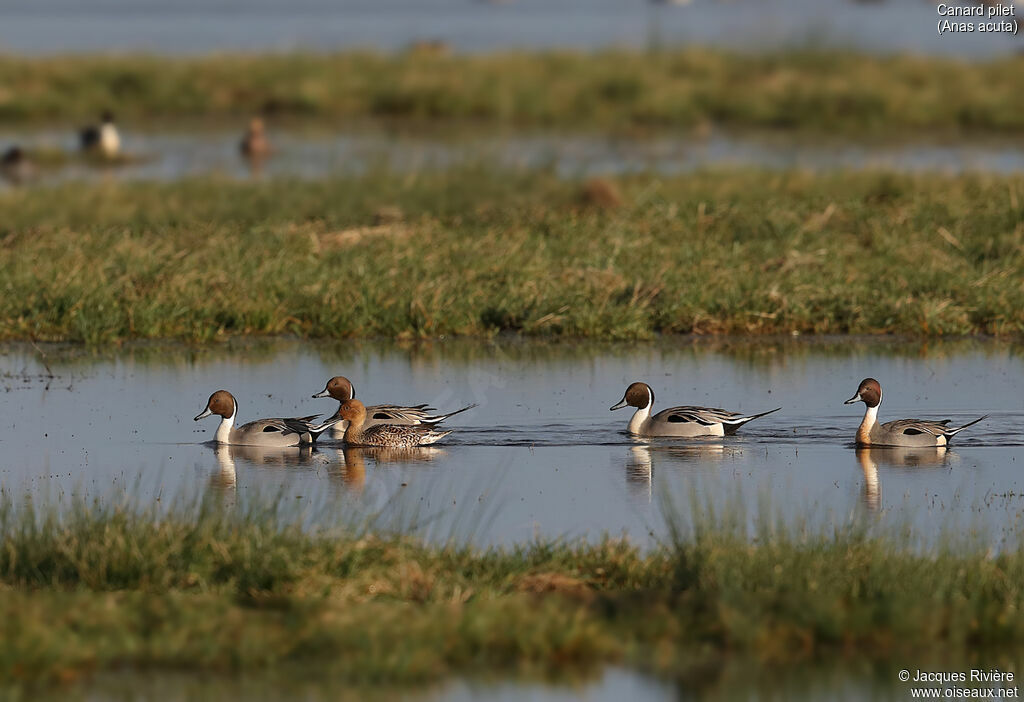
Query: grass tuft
3 493 1024 688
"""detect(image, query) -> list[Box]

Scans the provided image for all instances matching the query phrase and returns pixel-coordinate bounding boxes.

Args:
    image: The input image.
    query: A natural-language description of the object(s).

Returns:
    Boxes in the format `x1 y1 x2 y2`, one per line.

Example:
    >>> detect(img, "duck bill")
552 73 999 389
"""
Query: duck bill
194 407 213 421
609 396 629 411
843 392 862 405
312 388 330 399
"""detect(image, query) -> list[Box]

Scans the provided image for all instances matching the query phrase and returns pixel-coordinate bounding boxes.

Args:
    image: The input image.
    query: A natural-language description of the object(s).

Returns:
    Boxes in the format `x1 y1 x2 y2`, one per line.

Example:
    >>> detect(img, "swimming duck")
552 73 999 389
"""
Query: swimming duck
1 146 34 184
80 111 120 158
844 378 986 448
194 389 340 447
610 381 780 437
313 375 476 439
239 117 271 159
332 399 453 448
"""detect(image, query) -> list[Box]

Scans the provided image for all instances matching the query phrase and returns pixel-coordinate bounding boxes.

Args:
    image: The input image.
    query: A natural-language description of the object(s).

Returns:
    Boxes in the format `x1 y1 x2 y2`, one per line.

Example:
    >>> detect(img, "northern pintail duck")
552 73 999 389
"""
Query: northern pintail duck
1 146 34 184
239 117 271 159
332 399 453 448
80 111 120 158
194 390 340 447
313 375 476 439
844 378 986 448
610 381 780 437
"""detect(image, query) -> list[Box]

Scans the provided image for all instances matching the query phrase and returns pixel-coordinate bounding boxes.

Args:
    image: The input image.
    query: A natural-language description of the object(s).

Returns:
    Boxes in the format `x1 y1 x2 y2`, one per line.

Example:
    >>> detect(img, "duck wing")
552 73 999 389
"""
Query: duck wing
654 406 741 426
365 403 437 422
654 405 780 426
238 415 322 438
365 403 477 425
881 418 952 437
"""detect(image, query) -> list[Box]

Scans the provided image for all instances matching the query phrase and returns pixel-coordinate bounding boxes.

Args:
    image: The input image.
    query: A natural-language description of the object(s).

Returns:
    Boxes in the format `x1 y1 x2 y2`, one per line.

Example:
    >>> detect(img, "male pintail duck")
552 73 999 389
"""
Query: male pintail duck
194 390 340 447
844 378 986 448
332 399 453 448
80 111 120 158
313 375 476 439
610 381 780 437
239 117 271 158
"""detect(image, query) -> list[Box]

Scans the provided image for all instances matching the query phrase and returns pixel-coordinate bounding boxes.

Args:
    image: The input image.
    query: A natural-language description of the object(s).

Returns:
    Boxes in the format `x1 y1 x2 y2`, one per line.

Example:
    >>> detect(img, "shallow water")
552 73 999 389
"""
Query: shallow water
2 337 1022 547
33 667 672 702
0 0 1019 57
27 648 1024 701
4 129 1024 188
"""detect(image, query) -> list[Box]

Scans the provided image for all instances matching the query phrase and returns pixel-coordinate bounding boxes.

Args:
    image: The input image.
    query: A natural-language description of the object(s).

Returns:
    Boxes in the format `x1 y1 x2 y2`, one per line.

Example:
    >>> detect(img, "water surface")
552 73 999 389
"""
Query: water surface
4 128 1024 188
3 337 1022 547
28 645 1024 701
0 0 1018 57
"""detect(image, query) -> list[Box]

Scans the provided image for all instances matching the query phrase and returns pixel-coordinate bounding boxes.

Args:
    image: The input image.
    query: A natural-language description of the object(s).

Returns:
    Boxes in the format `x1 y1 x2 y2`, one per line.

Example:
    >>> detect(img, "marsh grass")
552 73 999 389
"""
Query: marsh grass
1 168 1023 343
1 50 1023 135
3 491 1024 689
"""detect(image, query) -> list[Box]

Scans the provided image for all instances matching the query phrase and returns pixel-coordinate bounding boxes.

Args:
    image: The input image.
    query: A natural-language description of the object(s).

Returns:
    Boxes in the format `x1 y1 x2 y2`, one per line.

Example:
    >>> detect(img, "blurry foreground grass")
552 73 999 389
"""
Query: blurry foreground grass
1 168 1023 342
0 49 1023 135
3 494 1024 689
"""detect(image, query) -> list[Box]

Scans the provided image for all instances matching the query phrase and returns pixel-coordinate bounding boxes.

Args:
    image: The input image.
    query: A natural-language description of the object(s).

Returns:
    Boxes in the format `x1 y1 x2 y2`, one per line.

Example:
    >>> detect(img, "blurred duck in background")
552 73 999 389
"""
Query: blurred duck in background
240 117 271 159
1 146 35 184
80 110 120 158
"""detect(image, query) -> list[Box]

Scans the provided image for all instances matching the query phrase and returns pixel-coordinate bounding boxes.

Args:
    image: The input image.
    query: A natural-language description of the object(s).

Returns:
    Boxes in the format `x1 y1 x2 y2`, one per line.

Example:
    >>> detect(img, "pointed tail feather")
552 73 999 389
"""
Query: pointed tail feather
722 407 782 425
946 415 988 436
420 429 454 446
308 415 345 441
421 403 478 425
720 407 781 436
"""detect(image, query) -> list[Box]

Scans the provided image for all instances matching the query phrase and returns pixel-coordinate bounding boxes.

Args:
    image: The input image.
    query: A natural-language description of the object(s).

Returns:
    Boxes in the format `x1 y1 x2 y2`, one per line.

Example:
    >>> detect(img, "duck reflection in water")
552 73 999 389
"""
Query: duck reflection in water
240 117 271 177
855 446 951 513
328 446 448 494
625 442 731 502
211 444 238 493
208 443 319 496
626 446 653 501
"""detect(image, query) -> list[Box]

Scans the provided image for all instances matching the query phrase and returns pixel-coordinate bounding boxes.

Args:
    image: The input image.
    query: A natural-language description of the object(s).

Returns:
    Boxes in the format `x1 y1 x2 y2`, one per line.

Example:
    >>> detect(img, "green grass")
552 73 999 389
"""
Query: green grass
2 494 1024 689
1 168 1023 343
0 49 1023 135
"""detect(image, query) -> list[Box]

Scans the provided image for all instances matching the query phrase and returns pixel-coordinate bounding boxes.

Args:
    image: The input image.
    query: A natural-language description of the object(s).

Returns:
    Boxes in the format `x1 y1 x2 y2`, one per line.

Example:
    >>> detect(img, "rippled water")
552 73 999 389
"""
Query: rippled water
4 129 1024 188
2 337 1022 547
0 0 1019 57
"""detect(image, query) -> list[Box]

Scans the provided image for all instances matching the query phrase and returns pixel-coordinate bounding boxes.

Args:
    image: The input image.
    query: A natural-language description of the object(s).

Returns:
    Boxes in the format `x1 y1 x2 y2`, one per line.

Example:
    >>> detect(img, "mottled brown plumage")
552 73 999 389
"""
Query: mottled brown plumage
334 399 453 448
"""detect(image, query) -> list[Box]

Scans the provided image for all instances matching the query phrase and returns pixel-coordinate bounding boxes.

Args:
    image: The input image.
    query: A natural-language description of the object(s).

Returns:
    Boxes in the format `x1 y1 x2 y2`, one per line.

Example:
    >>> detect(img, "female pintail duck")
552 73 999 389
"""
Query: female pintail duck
332 399 453 448
1 146 34 184
313 375 476 439
194 390 341 447
844 378 986 448
239 117 271 159
80 111 120 158
610 381 780 438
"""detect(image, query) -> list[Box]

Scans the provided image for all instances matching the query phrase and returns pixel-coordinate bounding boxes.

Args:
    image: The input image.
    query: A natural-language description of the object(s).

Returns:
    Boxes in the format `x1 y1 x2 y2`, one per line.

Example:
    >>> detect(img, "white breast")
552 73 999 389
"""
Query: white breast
100 124 120 157
627 405 651 435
